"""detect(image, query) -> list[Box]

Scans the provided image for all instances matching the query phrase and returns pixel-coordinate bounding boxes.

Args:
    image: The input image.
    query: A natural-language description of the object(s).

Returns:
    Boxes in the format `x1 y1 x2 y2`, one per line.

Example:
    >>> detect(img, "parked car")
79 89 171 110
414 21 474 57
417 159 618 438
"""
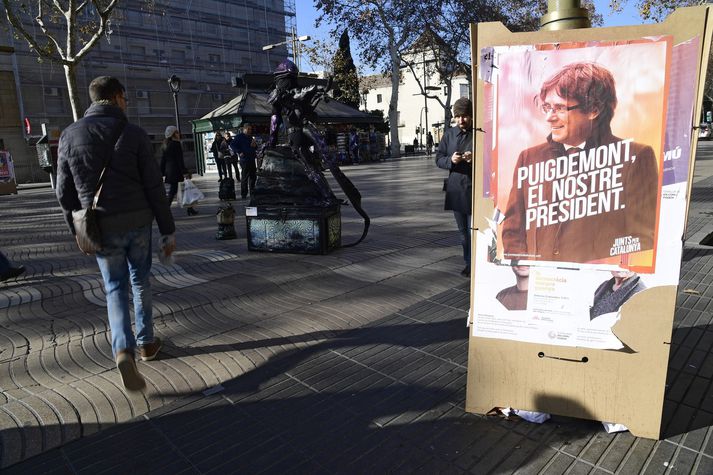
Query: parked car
699 123 711 140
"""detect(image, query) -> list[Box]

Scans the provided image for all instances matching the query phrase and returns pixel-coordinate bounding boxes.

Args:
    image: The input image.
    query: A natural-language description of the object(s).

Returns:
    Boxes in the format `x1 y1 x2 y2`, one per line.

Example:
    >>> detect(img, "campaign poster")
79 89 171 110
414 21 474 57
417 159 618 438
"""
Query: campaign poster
485 39 670 273
0 152 14 182
472 37 699 350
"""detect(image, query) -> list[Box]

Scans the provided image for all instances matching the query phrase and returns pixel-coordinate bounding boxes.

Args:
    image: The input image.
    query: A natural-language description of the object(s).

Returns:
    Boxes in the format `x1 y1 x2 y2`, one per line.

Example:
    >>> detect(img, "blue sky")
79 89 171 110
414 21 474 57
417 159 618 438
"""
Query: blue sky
294 0 651 73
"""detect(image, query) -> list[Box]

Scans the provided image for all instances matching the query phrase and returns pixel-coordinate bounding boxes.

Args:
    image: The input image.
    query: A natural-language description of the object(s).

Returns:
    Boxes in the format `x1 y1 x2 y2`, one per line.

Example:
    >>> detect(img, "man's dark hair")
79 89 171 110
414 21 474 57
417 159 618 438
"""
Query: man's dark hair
539 62 617 127
89 76 125 103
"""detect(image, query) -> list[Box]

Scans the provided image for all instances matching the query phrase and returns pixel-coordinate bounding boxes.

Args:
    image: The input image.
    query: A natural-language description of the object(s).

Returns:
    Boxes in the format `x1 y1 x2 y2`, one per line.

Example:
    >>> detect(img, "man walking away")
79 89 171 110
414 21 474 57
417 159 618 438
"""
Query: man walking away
436 97 473 277
426 132 434 157
56 76 175 391
234 123 258 199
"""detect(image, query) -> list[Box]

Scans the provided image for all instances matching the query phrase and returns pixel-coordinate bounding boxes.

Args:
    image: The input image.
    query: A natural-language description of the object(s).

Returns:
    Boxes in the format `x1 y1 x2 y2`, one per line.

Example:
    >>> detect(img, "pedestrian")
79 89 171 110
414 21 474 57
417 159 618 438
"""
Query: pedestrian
56 76 175 391
426 132 434 156
436 97 473 277
233 123 258 199
0 250 24 282
223 131 240 181
349 128 360 164
161 125 198 216
210 132 227 182
413 137 419 154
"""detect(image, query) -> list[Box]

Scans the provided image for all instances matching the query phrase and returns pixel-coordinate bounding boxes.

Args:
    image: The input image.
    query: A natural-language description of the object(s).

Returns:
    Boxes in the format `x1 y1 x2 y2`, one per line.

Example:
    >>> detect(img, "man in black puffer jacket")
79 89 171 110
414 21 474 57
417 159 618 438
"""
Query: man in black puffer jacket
56 76 175 392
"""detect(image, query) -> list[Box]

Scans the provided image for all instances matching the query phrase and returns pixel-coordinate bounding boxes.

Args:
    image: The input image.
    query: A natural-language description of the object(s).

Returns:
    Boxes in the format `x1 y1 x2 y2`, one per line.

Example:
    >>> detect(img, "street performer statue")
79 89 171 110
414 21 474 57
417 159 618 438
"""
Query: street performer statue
263 59 370 246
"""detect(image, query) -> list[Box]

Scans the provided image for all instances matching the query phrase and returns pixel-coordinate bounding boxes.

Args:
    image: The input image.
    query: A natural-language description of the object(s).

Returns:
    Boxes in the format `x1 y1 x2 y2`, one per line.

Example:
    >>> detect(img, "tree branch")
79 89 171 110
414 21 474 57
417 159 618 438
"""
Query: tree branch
75 0 89 12
34 0 69 61
73 0 118 60
1 0 66 63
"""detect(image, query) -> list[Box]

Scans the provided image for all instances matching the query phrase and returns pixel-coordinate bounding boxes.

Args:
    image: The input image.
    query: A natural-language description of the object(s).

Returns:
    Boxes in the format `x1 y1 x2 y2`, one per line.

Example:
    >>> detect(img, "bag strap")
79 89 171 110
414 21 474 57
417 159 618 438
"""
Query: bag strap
91 120 127 209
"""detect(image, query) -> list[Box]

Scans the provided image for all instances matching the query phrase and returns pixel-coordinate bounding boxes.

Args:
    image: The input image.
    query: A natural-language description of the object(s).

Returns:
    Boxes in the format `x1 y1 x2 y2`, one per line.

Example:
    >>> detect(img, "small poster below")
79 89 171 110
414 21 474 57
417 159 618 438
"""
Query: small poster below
0 151 15 183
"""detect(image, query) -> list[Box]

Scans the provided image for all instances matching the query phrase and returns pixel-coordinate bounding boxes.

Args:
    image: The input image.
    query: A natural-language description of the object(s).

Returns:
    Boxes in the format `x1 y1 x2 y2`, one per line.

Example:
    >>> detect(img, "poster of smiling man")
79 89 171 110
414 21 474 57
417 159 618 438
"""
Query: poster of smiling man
488 39 669 272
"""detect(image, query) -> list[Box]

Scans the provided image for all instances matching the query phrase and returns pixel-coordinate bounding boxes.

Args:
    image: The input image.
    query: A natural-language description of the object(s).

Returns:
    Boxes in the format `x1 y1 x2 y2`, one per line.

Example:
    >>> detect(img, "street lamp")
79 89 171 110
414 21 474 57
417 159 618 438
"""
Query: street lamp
262 27 311 70
361 89 369 111
423 85 440 145
167 74 181 135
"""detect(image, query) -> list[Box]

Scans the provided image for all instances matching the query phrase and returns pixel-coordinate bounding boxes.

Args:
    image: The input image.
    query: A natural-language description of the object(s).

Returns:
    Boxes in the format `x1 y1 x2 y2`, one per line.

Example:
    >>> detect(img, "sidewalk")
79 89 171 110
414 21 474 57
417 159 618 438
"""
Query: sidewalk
2 143 713 473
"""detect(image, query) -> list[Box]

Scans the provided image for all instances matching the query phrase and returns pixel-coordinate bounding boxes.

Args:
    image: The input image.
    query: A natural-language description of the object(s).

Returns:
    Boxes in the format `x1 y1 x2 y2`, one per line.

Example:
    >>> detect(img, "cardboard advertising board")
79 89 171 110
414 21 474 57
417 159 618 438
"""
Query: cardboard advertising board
466 6 713 439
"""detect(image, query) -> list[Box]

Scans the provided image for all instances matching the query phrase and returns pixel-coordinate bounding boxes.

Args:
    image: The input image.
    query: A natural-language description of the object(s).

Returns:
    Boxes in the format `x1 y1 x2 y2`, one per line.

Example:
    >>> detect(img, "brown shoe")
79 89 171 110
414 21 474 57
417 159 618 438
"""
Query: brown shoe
139 337 162 361
116 350 146 391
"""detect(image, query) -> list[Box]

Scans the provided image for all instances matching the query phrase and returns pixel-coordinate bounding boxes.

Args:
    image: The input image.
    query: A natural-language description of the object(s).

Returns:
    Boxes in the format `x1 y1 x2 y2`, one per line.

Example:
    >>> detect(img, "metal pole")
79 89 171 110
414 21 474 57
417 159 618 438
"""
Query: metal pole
423 50 428 149
291 26 298 69
172 91 181 136
540 0 590 31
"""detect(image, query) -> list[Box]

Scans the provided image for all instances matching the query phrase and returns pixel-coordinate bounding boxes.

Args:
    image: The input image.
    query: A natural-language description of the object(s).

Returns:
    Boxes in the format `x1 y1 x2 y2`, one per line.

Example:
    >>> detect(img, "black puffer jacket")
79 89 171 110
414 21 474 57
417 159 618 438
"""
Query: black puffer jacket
160 140 186 185
56 104 175 236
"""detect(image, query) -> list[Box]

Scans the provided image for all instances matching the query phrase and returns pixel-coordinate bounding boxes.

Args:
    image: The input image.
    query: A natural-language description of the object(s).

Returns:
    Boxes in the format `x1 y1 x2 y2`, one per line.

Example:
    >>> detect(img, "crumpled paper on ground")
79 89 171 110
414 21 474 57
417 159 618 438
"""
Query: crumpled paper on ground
487 407 551 423
602 421 629 433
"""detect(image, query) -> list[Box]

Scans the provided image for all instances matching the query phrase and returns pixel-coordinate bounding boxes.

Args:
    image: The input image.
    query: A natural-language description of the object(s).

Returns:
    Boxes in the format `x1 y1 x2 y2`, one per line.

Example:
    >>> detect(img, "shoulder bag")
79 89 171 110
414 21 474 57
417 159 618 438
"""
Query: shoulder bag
72 120 127 255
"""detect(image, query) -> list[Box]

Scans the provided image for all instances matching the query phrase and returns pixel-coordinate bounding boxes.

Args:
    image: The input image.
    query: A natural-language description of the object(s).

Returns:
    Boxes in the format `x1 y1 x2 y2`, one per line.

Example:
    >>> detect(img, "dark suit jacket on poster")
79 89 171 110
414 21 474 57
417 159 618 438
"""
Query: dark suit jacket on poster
501 128 658 264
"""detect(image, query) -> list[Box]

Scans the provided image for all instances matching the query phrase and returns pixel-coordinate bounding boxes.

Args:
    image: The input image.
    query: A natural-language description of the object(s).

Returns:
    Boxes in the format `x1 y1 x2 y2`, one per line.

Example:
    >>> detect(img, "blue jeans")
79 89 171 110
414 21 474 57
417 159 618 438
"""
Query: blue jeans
96 225 154 357
453 211 472 267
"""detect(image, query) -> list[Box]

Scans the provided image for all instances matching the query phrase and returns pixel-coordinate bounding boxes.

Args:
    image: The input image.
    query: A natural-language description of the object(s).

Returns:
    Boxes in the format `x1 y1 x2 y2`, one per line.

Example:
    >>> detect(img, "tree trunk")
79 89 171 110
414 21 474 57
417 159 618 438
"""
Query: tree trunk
64 63 81 121
388 43 401 158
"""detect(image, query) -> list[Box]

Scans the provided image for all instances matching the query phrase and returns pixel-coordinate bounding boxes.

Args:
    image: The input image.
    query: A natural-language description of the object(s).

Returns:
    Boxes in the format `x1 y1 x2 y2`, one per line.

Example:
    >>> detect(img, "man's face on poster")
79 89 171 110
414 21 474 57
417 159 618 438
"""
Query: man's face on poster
454 114 472 131
542 90 597 146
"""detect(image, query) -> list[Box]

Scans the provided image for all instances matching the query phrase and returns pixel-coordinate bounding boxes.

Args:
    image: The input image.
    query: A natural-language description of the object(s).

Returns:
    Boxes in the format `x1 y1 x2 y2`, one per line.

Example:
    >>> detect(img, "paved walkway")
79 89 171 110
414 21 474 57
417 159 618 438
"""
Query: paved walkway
2 145 713 473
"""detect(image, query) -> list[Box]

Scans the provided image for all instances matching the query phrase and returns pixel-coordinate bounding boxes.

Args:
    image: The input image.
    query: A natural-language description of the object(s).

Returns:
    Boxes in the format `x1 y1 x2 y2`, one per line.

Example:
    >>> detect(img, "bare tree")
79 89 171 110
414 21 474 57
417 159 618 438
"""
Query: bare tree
2 0 119 121
316 0 423 158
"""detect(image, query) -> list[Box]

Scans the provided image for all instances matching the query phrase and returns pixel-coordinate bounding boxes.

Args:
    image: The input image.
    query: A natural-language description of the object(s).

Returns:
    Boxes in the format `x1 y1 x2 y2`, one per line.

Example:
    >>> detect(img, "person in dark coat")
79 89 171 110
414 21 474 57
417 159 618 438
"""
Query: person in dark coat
232 123 258 199
161 125 197 216
426 132 434 156
436 97 473 276
223 131 240 181
56 76 175 391
210 132 227 182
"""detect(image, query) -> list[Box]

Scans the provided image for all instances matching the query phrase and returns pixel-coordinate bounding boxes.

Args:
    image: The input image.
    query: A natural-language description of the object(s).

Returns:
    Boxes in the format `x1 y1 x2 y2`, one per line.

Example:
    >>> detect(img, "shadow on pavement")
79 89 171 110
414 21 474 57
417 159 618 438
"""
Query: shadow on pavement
662 323 713 439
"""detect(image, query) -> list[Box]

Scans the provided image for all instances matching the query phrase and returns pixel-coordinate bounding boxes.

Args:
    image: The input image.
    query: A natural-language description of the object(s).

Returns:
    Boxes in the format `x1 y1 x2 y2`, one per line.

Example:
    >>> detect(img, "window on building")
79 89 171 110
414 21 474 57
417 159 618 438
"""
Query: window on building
459 83 470 99
208 53 221 64
377 94 382 103
153 49 167 64
172 50 186 62
130 45 145 57
44 87 65 115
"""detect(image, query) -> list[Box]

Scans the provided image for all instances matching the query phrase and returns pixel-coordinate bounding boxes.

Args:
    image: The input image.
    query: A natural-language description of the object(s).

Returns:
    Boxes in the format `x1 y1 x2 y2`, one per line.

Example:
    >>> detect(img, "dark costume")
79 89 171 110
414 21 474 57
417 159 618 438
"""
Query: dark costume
590 275 646 319
502 128 658 264
265 59 369 246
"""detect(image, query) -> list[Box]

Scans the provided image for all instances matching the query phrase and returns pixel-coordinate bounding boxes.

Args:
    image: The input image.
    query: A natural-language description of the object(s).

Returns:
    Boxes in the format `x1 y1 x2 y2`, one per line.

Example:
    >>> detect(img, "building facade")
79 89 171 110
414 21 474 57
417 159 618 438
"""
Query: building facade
0 0 293 183
361 32 471 151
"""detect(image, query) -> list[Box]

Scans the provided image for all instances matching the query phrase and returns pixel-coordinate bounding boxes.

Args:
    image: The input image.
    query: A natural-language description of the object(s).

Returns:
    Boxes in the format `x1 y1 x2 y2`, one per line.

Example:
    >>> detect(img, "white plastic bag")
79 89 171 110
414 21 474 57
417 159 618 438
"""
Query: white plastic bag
181 179 204 207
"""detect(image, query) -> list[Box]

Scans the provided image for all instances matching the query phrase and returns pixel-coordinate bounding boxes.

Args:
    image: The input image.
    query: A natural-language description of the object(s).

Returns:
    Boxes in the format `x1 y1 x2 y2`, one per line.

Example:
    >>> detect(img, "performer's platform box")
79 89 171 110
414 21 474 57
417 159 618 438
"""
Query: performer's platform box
245 146 341 254
246 203 341 254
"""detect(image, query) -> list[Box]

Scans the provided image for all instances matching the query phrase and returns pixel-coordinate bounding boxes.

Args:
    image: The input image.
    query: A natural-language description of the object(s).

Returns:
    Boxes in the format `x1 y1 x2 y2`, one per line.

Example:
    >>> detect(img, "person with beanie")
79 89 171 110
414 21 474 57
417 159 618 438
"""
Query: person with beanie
161 125 198 216
436 96 473 277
